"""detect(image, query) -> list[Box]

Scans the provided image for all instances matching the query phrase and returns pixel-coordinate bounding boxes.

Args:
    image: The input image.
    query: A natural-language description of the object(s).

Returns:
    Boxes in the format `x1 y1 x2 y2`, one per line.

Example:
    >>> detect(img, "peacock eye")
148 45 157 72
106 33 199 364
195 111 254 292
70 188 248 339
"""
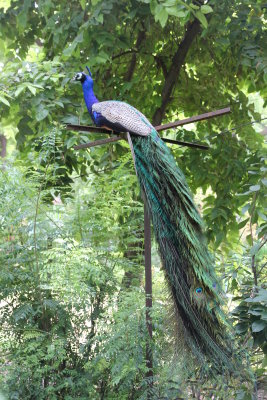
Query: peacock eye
74 73 82 81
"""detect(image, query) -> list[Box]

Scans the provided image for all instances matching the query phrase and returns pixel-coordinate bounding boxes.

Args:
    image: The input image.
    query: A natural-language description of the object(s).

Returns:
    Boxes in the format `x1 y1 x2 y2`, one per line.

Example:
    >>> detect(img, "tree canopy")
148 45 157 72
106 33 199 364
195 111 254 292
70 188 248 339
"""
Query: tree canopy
0 0 266 398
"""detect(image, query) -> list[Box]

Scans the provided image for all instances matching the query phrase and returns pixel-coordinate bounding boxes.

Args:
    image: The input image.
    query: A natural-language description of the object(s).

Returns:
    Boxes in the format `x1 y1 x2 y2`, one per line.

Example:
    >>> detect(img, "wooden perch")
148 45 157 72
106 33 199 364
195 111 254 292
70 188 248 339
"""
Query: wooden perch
74 136 121 150
154 107 231 132
162 138 208 149
67 125 111 134
67 106 230 151
66 107 231 135
73 135 209 150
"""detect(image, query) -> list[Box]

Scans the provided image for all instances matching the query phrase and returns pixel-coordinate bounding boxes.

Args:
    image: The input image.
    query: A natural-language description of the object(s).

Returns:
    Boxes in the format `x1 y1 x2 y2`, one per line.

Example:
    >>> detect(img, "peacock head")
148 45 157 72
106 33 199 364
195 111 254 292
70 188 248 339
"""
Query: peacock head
73 66 93 87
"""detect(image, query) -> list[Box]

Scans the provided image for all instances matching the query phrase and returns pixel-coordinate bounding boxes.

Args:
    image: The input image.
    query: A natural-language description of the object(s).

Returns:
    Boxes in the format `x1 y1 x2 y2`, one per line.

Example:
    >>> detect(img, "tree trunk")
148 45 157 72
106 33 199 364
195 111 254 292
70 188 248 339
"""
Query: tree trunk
152 19 201 125
0 134 7 158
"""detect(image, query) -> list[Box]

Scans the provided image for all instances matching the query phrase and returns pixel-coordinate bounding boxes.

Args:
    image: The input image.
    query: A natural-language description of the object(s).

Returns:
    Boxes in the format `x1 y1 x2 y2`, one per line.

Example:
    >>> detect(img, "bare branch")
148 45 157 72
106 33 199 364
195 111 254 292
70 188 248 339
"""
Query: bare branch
112 50 138 61
154 56 168 79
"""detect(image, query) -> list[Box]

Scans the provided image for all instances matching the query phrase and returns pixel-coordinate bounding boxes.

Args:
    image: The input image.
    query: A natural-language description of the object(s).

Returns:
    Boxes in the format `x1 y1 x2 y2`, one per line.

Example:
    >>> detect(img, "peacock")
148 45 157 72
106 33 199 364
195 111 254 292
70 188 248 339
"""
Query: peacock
73 67 241 378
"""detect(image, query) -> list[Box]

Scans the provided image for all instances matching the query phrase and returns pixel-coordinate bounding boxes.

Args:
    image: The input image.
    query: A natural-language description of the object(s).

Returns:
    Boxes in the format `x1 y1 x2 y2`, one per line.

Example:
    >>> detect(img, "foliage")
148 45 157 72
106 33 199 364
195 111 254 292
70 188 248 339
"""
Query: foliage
0 152 146 399
1 153 264 399
0 0 266 398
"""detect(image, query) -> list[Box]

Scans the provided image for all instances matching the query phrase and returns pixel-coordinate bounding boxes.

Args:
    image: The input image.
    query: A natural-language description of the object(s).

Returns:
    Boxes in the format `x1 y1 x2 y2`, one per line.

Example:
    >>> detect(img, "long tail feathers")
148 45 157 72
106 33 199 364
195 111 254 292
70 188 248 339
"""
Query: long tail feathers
131 130 240 377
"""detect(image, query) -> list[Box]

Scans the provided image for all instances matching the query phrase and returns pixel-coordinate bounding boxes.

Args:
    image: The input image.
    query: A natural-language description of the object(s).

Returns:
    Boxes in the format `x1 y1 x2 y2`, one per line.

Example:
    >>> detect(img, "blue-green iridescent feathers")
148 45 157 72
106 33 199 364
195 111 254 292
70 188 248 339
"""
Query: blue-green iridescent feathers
131 129 238 376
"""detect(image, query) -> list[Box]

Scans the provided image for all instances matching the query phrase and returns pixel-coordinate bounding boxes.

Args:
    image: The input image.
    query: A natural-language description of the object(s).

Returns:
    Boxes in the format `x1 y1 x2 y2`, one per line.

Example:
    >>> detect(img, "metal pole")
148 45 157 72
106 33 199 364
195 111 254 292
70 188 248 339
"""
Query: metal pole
144 199 153 395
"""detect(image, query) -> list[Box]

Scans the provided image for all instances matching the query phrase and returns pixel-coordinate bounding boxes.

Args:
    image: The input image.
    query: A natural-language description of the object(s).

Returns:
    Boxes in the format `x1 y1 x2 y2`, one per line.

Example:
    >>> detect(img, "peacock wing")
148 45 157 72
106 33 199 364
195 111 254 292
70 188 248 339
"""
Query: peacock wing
92 101 153 136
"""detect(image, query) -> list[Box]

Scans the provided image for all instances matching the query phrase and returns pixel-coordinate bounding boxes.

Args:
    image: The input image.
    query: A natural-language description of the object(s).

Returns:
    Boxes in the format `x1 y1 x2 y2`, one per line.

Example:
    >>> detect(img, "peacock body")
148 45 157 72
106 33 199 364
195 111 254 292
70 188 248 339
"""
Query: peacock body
73 69 240 377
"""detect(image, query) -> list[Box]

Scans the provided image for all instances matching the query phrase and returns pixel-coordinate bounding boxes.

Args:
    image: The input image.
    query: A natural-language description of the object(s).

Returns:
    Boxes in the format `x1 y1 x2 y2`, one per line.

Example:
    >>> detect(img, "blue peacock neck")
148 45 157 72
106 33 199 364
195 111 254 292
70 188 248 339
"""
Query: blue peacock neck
82 79 99 119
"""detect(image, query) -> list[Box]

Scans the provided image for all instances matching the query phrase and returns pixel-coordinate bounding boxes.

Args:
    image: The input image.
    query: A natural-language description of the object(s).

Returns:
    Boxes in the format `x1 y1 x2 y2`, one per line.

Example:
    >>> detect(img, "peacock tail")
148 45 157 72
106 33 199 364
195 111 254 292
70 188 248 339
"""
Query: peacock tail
131 129 238 377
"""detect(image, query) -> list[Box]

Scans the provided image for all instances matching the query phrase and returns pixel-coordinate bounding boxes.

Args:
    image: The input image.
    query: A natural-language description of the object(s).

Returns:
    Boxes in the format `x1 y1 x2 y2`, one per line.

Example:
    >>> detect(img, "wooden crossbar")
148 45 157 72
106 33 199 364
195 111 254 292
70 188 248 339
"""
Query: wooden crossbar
154 107 231 132
73 136 209 150
73 136 121 150
67 107 230 150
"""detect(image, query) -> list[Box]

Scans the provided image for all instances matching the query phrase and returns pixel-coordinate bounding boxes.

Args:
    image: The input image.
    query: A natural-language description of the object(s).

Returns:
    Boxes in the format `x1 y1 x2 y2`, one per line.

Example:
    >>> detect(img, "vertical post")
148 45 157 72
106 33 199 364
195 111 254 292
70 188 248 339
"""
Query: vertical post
144 199 153 394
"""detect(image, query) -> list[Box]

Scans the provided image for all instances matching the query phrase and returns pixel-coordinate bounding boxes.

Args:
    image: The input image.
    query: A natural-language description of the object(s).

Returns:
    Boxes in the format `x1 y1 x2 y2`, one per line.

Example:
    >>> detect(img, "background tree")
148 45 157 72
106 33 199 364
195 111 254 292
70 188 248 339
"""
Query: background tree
0 0 266 398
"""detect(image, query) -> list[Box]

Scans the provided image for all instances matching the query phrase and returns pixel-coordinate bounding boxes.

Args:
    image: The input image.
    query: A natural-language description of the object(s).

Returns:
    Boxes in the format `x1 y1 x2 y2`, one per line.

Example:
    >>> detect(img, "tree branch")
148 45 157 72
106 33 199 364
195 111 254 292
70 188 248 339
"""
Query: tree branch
112 49 138 61
124 28 146 82
154 56 168 79
152 19 201 125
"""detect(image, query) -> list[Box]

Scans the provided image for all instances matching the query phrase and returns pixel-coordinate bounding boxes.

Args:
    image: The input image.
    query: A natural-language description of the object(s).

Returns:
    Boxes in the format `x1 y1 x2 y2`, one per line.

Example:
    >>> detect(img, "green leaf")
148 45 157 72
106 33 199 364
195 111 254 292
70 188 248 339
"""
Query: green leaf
262 312 267 321
249 184 260 192
54 101 64 108
63 42 78 57
96 13 103 23
63 33 84 57
15 85 26 97
250 242 261 256
195 11 208 28
190 4 199 10
27 85 36 95
248 310 262 316
241 203 250 214
75 32 84 43
0 95 10 106
245 289 267 303
32 83 44 89
236 390 252 400
201 5 213 14
80 0 86 10
235 322 249 334
66 136 77 149
252 320 266 332
36 108 49 121
164 0 192 13
238 218 249 228
258 211 267 221
155 6 168 27
159 10 168 27
166 6 186 17
163 0 177 5
16 0 31 32
17 11 28 32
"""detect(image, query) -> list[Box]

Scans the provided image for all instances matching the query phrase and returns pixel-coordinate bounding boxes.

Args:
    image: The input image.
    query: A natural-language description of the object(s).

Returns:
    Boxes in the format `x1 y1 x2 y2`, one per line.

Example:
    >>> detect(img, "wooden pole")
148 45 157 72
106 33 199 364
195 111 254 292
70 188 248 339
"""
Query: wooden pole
144 199 153 396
